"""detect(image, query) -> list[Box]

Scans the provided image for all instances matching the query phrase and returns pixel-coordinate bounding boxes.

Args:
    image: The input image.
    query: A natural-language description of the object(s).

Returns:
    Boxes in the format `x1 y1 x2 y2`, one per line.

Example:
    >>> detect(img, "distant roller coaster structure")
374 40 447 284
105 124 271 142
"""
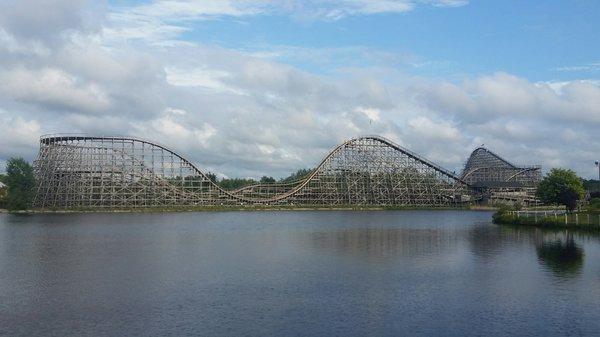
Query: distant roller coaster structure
459 147 541 205
460 147 541 188
33 134 475 208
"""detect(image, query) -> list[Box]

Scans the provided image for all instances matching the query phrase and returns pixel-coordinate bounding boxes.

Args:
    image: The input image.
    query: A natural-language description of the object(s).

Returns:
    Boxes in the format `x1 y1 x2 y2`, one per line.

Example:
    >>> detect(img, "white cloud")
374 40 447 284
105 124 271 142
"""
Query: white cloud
143 115 217 147
3 0 600 181
165 66 242 94
426 0 469 7
0 67 111 113
126 0 260 19
0 113 41 159
103 0 469 44
356 107 381 122
0 0 103 43
165 107 187 115
0 28 50 56
408 116 461 142
420 72 600 124
554 62 600 73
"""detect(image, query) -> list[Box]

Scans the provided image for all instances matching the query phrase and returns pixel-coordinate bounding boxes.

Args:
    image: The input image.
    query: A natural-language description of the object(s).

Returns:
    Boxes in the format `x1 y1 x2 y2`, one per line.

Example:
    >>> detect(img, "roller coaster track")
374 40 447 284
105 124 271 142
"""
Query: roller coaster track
228 136 469 202
459 146 541 188
34 134 474 208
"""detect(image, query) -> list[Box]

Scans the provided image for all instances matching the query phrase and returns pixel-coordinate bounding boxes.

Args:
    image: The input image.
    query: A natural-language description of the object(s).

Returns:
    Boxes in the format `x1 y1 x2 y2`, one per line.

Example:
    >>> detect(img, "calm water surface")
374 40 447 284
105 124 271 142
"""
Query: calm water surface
1 210 599 336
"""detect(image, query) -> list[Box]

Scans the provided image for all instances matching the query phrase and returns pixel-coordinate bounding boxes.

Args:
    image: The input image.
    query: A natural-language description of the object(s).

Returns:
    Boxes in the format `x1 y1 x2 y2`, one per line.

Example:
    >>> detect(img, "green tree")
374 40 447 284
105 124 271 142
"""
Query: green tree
205 172 218 183
218 178 256 190
260 176 276 183
536 168 584 212
280 168 312 183
5 158 36 210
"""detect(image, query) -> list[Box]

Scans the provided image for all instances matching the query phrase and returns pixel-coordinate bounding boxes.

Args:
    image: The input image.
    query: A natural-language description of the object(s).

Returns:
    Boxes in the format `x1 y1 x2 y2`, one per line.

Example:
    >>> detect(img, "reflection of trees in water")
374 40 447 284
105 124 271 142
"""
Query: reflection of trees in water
536 233 584 278
306 227 459 258
467 224 535 259
468 224 588 279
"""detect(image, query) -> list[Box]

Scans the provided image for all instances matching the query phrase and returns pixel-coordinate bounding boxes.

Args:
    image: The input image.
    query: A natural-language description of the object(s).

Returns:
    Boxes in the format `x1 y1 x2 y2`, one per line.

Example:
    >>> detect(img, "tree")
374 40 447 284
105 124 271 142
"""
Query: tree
218 178 256 190
280 168 312 183
5 158 36 210
536 168 584 212
205 172 218 183
260 176 276 183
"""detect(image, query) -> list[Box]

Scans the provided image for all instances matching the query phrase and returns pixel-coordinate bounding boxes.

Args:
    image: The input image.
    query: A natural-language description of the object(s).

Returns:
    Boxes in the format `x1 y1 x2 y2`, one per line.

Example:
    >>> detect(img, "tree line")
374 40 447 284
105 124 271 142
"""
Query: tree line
204 169 312 190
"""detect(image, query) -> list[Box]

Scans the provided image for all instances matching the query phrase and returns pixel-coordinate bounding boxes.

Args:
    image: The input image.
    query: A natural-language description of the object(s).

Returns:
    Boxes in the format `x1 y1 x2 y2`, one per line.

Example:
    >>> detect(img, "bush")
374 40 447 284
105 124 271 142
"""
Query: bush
513 202 523 211
587 198 600 211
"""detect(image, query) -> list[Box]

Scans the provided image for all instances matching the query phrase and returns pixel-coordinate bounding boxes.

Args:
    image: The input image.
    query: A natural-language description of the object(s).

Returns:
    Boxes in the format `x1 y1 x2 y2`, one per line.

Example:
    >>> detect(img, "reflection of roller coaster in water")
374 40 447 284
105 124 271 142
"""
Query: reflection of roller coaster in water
33 134 539 209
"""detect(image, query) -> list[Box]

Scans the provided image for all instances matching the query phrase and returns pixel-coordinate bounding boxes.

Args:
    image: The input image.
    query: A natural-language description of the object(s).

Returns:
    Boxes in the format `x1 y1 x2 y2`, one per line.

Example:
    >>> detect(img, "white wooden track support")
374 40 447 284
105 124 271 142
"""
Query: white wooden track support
33 134 476 209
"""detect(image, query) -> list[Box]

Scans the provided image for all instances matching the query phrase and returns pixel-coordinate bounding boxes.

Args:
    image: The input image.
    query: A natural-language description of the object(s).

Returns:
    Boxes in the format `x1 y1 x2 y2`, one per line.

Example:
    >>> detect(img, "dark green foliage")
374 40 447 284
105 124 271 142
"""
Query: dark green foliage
582 179 600 194
212 169 314 190
0 173 6 183
202 172 257 190
492 212 563 227
536 168 584 211
280 169 312 183
586 198 600 211
491 207 514 224
217 178 257 190
5 158 36 210
492 209 600 231
260 176 276 183
205 172 218 183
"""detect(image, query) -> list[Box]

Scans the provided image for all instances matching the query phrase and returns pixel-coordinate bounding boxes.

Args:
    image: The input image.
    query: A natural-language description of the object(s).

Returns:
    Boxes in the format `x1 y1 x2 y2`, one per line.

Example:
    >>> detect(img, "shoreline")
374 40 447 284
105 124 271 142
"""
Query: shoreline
2 205 492 214
493 211 600 232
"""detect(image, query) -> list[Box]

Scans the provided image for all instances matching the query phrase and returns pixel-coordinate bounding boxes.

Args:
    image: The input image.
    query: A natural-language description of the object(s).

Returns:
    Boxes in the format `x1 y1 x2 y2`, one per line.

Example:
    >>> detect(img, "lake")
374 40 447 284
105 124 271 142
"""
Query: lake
1 210 599 336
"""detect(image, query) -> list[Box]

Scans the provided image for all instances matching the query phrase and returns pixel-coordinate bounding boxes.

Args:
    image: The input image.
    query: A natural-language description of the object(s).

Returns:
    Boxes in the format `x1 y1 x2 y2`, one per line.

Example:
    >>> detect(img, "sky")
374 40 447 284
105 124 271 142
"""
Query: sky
0 0 599 179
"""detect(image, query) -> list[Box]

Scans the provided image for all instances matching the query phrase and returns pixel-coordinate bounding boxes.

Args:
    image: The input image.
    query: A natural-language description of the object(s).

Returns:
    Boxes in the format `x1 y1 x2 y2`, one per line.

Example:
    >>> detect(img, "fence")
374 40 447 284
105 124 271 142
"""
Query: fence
509 210 600 227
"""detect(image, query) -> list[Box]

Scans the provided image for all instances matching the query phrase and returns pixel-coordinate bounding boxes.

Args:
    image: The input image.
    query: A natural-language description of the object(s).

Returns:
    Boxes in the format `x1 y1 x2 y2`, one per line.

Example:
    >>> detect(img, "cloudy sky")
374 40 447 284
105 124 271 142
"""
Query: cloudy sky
1 0 599 179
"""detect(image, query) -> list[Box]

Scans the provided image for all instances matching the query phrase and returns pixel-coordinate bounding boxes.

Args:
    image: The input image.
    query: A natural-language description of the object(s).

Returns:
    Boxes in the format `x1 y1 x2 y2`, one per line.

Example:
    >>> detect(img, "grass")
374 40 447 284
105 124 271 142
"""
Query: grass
492 210 600 232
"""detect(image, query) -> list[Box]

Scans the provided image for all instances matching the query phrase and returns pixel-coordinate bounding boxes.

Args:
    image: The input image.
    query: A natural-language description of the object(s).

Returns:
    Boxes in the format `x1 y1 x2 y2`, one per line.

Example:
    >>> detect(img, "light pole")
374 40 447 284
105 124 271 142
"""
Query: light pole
596 161 600 194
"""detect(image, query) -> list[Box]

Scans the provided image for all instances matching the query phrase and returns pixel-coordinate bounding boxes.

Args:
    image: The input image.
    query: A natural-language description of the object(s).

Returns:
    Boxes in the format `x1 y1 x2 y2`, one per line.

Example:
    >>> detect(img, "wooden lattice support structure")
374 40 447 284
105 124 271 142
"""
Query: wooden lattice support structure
33 134 475 209
459 147 541 205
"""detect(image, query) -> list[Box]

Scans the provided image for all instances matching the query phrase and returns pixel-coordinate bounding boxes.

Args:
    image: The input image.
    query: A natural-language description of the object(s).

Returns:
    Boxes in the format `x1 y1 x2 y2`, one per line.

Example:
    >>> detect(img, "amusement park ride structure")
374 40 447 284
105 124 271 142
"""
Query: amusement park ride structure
459 147 541 205
33 134 540 209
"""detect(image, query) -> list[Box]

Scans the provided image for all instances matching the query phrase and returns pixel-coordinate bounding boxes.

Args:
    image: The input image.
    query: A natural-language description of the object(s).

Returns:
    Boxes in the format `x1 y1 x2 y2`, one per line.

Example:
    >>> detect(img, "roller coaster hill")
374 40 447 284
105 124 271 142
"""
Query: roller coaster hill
33 134 541 209
459 147 541 205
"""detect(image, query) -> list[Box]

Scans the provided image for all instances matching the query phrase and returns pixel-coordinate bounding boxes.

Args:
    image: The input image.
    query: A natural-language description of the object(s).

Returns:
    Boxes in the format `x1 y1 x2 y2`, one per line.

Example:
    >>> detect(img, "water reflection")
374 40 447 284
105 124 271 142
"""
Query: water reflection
468 225 521 259
536 233 584 278
3 212 600 337
489 224 593 280
305 227 459 259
